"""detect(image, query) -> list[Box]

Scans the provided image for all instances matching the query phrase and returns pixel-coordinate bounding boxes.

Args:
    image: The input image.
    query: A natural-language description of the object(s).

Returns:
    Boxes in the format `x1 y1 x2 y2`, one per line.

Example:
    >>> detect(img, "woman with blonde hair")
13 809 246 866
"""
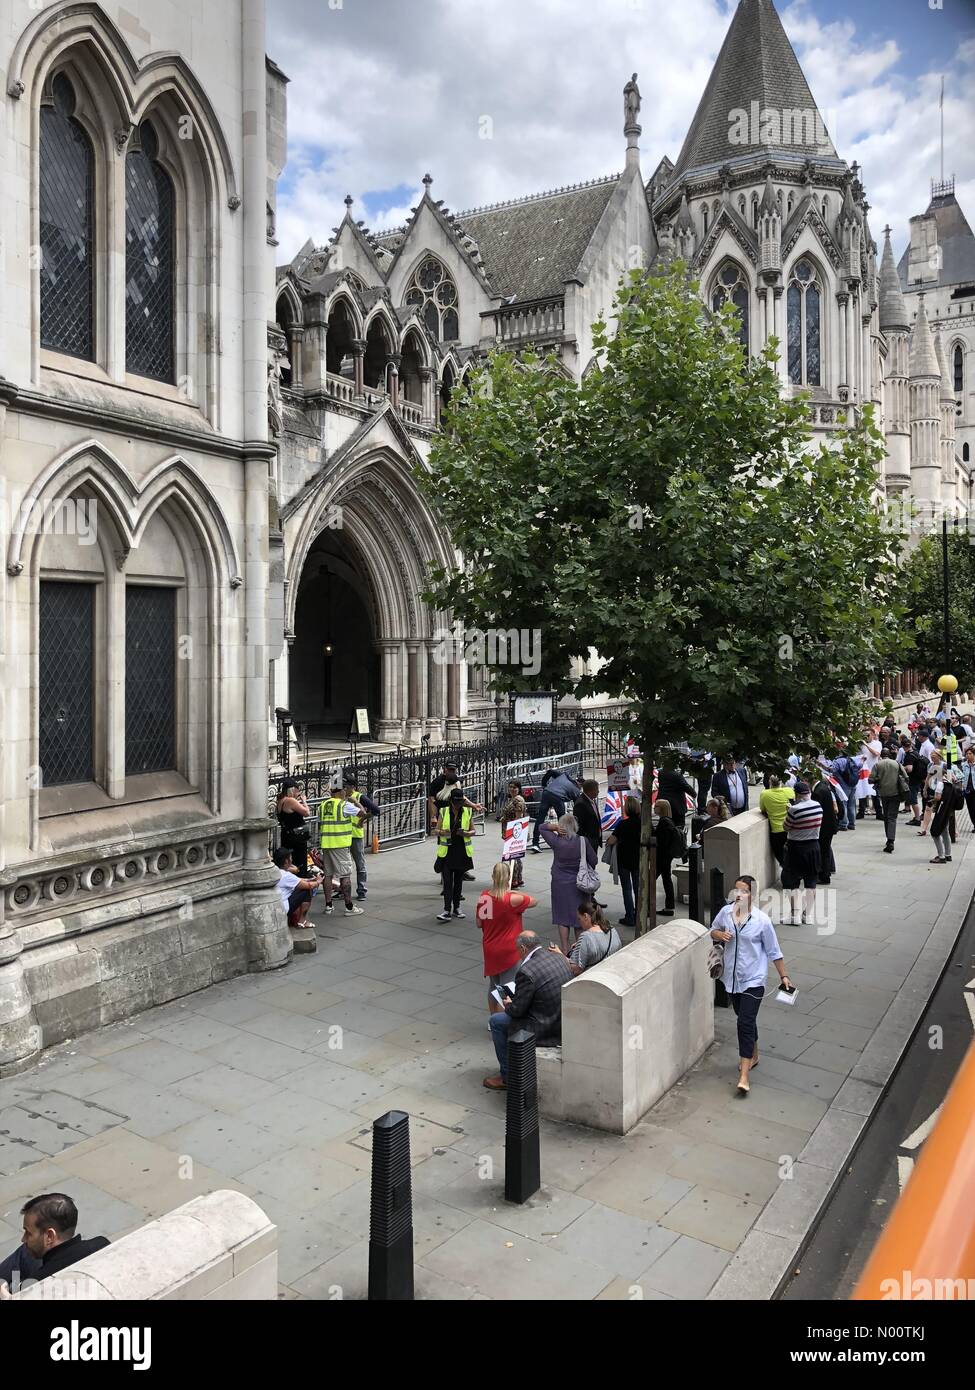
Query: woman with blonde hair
652 799 685 918
475 862 537 1013
539 812 598 955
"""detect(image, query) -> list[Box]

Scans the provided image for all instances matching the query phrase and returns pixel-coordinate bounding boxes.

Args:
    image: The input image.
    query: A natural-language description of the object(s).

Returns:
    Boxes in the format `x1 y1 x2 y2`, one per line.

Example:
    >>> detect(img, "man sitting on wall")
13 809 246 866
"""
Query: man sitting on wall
483 930 573 1091
0 1194 109 1298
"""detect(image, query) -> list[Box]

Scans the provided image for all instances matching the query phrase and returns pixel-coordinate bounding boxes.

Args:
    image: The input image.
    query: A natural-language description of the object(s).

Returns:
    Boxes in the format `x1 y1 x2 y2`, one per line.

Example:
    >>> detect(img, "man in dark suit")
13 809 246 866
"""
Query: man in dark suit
710 756 749 815
0 1194 109 1297
656 756 696 830
573 779 602 851
484 931 573 1090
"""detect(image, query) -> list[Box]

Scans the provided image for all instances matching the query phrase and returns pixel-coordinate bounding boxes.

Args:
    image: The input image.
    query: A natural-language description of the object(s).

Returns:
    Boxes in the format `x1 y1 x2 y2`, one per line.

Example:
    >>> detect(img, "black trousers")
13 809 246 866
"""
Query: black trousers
656 858 675 911
881 795 900 844
818 830 835 882
769 829 787 866
965 790 975 829
442 866 465 912
731 985 764 1060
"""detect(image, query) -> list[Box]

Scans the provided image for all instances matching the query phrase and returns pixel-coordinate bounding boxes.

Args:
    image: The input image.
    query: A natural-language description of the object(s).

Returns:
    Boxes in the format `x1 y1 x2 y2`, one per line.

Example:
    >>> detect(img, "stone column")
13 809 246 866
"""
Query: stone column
445 661 464 742
845 288 857 402
425 637 446 740
302 294 328 393
419 365 436 427
756 287 768 348
375 638 404 743
351 339 366 399
405 639 423 743
836 292 849 392
287 328 304 388
388 353 401 411
772 287 786 382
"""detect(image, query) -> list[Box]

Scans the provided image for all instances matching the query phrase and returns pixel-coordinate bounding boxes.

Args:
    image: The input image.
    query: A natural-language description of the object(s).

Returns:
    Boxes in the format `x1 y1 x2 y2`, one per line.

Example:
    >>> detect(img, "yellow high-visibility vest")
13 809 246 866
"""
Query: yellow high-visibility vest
348 790 365 841
319 797 354 850
436 805 472 859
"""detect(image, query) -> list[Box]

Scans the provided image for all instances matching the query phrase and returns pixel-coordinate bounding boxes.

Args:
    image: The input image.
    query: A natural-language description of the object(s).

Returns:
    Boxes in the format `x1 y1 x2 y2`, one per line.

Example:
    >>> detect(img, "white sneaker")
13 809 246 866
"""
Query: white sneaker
345 905 364 916
323 904 334 915
436 910 452 922
452 910 466 919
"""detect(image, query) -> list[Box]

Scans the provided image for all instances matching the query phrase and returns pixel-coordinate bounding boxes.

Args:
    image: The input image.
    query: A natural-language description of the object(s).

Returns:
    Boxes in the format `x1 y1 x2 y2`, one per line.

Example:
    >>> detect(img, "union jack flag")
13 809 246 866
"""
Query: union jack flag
600 787 626 831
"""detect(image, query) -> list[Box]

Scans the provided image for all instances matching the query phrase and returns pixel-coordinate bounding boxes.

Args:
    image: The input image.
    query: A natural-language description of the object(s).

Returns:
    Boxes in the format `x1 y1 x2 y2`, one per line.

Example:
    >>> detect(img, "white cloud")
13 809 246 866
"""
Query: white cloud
268 0 975 264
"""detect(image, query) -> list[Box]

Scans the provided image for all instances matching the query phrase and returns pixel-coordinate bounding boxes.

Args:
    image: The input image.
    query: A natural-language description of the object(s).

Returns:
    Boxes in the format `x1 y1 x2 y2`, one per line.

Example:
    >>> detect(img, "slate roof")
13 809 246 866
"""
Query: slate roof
672 0 838 180
898 191 975 291
452 176 622 301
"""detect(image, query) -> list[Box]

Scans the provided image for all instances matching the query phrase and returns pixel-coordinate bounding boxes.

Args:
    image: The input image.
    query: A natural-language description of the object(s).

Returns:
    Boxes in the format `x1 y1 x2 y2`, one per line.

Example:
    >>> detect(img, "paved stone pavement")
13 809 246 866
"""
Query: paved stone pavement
2 807 973 1300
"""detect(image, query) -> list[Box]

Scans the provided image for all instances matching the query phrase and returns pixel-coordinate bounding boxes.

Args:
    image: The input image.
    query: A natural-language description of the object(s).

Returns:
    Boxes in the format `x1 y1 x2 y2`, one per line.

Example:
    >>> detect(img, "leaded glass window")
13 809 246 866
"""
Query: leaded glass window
711 262 749 353
125 121 175 382
404 257 460 341
954 345 963 395
787 258 822 386
39 580 94 787
39 74 94 360
126 585 176 775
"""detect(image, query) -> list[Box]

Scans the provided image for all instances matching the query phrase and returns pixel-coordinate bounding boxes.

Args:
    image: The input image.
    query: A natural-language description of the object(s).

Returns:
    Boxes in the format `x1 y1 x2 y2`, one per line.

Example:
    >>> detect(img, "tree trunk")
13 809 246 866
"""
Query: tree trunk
636 750 657 937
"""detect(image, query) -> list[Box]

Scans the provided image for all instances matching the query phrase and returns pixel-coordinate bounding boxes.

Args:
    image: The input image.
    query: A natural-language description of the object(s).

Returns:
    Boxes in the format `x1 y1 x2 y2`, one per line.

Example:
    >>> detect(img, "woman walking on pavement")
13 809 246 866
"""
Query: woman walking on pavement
538 812 598 955
710 875 794 1097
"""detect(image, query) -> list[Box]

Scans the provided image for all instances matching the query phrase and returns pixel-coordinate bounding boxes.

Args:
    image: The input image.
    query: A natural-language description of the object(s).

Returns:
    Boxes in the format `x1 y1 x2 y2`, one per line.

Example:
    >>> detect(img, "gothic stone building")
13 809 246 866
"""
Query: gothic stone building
271 0 972 749
0 0 289 1071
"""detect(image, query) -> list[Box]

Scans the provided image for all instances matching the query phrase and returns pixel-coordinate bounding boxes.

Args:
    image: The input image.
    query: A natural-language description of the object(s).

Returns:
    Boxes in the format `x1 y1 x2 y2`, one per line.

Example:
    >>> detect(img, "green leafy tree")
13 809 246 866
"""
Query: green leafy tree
903 530 975 694
419 263 906 933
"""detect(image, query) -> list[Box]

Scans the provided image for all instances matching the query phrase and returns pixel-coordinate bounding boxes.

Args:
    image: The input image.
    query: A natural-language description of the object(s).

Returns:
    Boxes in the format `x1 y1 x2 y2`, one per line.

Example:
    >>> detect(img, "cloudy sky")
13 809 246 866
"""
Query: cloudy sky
267 0 975 263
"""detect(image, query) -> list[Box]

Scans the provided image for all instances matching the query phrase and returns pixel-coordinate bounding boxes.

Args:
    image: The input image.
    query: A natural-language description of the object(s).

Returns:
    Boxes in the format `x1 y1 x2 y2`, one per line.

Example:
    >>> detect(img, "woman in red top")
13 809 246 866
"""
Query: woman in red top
476 862 537 1014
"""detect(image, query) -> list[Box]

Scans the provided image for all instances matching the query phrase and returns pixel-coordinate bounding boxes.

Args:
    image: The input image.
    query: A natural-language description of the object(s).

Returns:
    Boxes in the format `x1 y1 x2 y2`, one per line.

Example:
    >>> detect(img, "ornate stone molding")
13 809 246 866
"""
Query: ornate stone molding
5 827 245 927
228 194 241 212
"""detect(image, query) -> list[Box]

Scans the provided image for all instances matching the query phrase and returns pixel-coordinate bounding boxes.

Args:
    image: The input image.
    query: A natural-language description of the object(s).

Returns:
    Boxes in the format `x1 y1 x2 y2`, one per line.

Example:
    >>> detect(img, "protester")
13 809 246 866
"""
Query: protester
275 778 311 873
810 768 841 883
428 763 482 889
318 785 366 916
780 781 822 925
758 774 794 866
483 930 573 1090
342 771 380 900
919 749 945 837
476 863 537 1013
562 901 621 975
538 812 598 954
436 787 475 921
960 747 975 830
656 756 696 831
272 846 321 928
0 1195 109 1298
573 779 603 852
688 748 714 813
902 741 929 827
497 781 528 888
652 798 685 919
530 767 582 851
711 756 749 816
929 770 962 864
709 876 793 1097
831 745 860 830
857 739 882 820
605 794 641 927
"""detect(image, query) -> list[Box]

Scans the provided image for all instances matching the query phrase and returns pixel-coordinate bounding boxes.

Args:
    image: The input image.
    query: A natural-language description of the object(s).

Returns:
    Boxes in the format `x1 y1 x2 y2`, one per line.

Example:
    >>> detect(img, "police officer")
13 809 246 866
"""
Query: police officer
436 787 474 921
342 771 380 900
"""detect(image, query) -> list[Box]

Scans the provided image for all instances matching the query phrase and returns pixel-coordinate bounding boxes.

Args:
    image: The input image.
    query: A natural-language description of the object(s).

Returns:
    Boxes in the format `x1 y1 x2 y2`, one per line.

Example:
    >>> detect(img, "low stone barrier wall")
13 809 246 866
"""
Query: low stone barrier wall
535 918 713 1134
701 808 778 916
11 1191 277 1301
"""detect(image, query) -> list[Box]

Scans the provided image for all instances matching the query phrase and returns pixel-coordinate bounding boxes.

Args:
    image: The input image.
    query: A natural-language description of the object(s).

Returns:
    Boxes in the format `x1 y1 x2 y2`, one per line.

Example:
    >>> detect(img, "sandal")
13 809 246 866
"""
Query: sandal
735 1082 749 1097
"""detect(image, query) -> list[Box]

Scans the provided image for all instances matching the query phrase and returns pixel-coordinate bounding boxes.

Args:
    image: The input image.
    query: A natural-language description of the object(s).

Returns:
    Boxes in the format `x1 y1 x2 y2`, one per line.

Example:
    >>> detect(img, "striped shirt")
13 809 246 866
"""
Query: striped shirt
784 798 822 841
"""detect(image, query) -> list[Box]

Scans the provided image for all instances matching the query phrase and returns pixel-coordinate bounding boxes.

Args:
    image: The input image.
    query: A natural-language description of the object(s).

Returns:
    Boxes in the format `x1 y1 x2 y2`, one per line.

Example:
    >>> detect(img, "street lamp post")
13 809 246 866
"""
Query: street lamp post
941 516 950 677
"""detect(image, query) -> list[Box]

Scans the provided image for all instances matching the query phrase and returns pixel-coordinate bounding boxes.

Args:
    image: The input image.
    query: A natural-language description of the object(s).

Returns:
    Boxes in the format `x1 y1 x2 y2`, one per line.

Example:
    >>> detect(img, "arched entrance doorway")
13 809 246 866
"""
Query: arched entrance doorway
290 531 380 740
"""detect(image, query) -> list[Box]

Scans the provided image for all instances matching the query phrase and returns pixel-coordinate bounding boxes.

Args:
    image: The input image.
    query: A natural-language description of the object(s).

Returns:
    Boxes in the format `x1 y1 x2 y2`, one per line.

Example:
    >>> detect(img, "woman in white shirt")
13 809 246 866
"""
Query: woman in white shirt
710 875 794 1097
919 751 945 836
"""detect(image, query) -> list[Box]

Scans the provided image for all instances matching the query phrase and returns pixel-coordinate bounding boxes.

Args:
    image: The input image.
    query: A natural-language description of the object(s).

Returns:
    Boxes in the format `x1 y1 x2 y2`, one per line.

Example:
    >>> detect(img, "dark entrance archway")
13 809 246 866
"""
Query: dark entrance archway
290 531 380 740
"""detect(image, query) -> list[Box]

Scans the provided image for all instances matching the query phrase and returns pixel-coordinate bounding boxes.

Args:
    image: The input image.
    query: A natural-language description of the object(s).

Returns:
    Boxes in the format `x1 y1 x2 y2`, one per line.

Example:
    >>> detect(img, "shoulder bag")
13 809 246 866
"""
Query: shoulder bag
576 834 601 895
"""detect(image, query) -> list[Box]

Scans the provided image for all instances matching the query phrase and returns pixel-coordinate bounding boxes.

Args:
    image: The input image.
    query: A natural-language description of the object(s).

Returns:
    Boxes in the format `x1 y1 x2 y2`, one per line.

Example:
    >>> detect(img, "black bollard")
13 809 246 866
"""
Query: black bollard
367 1110 414 1300
688 842 700 923
709 865 724 918
504 1028 540 1204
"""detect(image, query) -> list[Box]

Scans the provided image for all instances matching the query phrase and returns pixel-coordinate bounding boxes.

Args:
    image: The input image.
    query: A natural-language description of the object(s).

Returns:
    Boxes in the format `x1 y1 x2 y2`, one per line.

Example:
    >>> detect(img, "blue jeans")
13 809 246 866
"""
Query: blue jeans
489 1010 512 1080
351 837 367 895
843 789 856 829
531 793 559 846
619 866 639 924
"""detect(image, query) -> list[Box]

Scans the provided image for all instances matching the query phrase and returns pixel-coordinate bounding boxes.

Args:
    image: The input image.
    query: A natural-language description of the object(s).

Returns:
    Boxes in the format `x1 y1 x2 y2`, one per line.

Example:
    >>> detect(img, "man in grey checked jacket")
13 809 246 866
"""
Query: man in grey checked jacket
484 931 573 1090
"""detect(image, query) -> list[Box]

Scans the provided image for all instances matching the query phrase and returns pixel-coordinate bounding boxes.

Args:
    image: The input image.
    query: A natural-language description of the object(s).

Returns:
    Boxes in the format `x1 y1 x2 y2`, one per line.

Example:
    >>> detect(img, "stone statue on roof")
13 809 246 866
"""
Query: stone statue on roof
624 73 641 130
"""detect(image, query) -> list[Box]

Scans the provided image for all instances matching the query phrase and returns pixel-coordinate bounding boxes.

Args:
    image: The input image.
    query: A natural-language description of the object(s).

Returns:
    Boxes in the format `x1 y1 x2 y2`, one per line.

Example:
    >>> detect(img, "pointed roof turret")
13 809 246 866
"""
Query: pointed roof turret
910 294 940 378
671 0 838 181
878 227 909 330
758 171 778 216
933 328 954 403
675 191 694 233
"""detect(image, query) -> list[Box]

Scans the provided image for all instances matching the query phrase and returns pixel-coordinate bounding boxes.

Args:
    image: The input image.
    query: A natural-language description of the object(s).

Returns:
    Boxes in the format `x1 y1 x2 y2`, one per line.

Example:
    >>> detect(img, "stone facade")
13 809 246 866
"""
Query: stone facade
0 0 290 1073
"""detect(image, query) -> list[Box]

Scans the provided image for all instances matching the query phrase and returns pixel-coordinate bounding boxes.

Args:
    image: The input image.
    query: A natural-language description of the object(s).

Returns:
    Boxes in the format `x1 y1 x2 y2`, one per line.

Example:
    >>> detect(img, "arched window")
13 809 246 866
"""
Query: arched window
787 258 822 387
702 204 709 238
787 193 794 217
821 197 829 222
404 257 459 341
954 344 964 395
738 194 746 218
125 120 175 382
40 73 94 360
711 262 750 354
751 194 759 229
963 442 970 463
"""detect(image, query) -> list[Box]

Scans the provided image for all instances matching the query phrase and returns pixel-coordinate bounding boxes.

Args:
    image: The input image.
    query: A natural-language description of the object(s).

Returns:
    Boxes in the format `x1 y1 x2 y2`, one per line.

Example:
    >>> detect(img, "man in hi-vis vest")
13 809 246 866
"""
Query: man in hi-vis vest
435 787 475 921
319 786 366 915
343 771 381 900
